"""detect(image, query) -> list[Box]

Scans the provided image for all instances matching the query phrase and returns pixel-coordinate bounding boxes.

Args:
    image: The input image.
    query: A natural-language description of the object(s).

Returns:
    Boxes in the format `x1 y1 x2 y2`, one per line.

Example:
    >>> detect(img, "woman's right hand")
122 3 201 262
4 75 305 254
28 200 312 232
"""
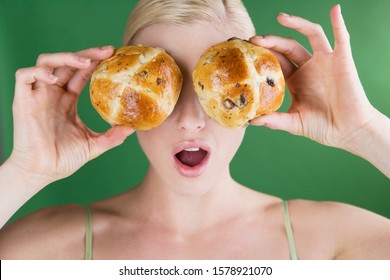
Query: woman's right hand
9 46 135 188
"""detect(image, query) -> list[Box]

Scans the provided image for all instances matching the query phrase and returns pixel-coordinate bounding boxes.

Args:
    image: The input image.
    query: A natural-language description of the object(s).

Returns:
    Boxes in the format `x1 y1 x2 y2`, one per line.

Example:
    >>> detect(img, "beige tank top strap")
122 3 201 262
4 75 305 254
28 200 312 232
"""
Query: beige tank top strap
84 205 93 260
281 200 299 260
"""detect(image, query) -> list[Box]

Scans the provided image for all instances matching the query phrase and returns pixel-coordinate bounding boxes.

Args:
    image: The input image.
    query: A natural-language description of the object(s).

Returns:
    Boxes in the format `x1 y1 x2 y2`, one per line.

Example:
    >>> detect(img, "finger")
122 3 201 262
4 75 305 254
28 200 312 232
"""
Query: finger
330 4 351 55
36 52 92 71
53 46 115 88
250 112 301 135
250 36 297 78
251 35 311 66
14 66 58 95
90 126 135 159
277 12 332 54
34 52 91 89
65 60 99 95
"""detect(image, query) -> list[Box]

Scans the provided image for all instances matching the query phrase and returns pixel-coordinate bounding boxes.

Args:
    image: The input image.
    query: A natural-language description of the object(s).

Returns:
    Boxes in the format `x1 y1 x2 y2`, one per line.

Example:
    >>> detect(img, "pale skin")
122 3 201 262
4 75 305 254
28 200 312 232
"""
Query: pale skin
0 5 389 259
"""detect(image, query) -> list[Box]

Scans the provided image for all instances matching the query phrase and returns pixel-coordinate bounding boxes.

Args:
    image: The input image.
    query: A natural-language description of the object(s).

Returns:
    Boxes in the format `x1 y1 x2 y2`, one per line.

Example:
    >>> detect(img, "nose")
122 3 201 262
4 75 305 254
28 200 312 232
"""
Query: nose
172 80 206 132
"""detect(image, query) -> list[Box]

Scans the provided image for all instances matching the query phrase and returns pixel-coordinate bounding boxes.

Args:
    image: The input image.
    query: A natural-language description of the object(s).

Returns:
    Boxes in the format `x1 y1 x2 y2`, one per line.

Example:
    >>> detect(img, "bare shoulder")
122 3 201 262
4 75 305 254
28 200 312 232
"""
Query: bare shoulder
287 199 390 259
0 204 87 260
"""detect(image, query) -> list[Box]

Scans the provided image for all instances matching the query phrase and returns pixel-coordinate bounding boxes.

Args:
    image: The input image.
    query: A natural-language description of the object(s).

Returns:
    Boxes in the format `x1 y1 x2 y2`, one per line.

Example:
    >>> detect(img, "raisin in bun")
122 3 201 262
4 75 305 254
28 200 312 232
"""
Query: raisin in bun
90 45 182 130
192 38 285 129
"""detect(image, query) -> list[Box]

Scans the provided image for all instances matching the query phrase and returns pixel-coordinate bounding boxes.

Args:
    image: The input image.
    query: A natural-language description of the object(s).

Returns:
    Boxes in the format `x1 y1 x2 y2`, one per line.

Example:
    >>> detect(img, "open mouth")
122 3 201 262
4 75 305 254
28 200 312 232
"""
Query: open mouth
175 147 208 167
173 142 211 177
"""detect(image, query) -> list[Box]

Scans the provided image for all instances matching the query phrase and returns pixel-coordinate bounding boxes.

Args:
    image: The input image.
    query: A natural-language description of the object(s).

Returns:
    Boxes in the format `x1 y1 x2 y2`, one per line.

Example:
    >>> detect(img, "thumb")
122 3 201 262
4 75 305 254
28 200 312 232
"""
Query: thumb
90 126 135 159
250 112 301 135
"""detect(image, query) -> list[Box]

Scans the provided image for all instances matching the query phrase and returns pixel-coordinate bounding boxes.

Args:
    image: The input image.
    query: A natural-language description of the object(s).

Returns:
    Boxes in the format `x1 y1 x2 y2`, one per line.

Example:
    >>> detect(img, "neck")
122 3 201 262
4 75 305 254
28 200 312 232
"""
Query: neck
130 165 241 235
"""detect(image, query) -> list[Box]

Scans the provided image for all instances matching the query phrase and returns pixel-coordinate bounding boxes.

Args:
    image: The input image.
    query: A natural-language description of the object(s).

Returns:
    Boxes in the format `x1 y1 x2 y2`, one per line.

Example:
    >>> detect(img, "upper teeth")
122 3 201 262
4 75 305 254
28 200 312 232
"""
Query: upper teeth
184 147 200 152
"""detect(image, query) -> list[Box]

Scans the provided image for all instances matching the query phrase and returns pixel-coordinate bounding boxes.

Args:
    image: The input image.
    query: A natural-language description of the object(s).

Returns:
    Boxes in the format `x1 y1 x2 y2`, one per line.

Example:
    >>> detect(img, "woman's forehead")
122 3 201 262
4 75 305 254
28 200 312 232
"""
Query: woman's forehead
132 22 237 60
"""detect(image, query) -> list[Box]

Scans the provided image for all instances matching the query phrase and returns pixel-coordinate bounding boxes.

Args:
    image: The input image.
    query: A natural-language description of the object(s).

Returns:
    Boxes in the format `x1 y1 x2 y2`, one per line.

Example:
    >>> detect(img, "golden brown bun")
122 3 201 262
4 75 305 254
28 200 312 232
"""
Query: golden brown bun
90 45 182 130
192 38 285 129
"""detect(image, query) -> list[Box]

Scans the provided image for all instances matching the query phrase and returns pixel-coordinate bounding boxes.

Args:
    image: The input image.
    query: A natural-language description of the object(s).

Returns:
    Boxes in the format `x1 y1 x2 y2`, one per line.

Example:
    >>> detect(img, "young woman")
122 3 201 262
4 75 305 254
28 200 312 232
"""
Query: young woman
0 0 389 259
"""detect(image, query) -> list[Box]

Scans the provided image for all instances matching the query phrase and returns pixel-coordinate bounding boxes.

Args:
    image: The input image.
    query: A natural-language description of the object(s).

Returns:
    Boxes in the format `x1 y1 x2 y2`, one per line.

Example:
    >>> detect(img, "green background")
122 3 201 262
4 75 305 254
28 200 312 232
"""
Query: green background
0 0 389 224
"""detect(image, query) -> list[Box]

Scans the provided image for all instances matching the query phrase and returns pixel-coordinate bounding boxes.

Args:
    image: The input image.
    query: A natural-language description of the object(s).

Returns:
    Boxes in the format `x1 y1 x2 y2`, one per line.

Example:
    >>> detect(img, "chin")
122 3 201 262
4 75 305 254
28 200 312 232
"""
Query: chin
165 172 222 197
151 159 228 197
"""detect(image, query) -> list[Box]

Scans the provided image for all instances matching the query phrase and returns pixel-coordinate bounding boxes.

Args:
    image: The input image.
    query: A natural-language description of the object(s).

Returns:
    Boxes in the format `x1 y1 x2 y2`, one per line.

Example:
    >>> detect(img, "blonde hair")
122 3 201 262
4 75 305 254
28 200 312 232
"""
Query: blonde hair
122 0 256 46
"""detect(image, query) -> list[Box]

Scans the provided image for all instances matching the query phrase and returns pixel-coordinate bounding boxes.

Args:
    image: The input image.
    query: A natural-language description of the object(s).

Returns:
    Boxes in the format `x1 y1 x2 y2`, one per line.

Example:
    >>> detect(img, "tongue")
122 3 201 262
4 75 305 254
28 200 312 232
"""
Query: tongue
176 149 207 167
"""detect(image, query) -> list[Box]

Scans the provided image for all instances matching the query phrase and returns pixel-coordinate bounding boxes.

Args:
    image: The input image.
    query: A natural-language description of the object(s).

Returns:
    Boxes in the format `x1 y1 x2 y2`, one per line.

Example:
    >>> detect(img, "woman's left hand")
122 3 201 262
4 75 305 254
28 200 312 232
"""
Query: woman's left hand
250 5 378 151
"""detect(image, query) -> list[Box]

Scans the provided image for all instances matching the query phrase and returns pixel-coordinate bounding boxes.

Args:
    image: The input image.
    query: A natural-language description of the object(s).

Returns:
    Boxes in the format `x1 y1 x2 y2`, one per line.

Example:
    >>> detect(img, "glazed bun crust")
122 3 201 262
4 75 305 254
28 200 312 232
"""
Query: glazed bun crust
90 45 182 130
192 38 285 129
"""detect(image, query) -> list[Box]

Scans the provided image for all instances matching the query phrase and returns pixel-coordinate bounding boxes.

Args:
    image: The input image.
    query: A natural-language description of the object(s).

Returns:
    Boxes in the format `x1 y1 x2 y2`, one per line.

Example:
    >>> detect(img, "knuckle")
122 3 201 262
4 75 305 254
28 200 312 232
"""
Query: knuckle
64 52 75 59
344 30 351 40
12 97 20 113
65 52 79 62
15 68 26 79
285 38 298 55
81 70 92 81
312 23 324 34
36 53 50 64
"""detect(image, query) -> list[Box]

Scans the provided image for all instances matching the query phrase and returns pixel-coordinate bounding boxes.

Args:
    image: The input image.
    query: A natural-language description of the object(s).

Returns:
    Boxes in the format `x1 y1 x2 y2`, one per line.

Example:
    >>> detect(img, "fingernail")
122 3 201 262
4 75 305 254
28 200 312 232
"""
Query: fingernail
48 74 58 82
99 45 112 50
125 128 135 136
249 119 264 126
79 57 91 64
279 12 289 16
255 36 273 47
337 4 342 14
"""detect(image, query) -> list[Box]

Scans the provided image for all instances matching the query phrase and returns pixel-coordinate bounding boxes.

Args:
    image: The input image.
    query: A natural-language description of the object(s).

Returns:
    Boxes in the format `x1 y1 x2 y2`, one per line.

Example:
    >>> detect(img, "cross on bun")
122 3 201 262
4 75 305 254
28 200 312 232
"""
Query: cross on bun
192 38 285 129
90 45 182 130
